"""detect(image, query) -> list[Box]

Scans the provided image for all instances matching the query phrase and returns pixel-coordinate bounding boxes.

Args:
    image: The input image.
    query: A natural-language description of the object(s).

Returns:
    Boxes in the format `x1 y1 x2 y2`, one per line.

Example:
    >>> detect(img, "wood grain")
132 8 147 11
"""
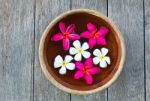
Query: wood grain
71 0 108 100
0 0 34 101
108 0 145 101
145 0 150 100
34 0 70 101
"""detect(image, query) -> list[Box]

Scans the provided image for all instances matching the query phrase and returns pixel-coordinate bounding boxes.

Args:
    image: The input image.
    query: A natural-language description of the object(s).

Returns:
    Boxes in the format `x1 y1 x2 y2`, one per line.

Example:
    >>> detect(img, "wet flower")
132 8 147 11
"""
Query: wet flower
54 55 75 75
81 22 109 48
51 22 80 50
74 58 100 85
93 48 111 68
69 40 91 61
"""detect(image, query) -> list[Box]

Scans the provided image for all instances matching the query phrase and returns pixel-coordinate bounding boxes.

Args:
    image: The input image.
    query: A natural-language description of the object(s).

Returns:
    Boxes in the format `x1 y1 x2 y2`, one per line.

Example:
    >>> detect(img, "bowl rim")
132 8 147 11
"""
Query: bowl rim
39 9 126 95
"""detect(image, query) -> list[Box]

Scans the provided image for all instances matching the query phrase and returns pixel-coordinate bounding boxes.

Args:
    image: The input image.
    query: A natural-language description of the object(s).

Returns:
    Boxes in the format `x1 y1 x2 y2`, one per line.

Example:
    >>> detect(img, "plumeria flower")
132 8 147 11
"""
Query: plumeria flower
54 55 75 75
69 40 91 61
74 58 101 85
93 48 111 68
81 22 109 48
51 22 80 51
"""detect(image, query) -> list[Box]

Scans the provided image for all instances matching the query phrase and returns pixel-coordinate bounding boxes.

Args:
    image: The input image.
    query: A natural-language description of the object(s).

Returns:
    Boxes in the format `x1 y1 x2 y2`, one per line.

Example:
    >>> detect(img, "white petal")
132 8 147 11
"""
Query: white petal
93 57 100 65
105 56 111 64
65 55 73 63
54 55 63 68
100 60 107 68
59 67 67 75
69 47 77 55
82 42 89 50
93 49 101 57
74 54 82 61
66 63 75 70
73 40 81 49
101 48 108 56
82 51 91 59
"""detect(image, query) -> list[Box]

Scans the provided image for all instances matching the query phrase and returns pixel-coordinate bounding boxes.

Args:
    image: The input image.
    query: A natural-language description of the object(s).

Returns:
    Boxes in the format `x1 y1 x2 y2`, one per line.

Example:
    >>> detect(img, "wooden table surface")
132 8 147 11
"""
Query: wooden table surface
0 0 150 101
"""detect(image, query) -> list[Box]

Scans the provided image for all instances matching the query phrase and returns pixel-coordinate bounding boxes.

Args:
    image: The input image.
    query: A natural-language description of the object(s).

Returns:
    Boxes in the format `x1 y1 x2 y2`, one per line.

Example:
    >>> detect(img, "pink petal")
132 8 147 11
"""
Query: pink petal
89 67 100 75
97 37 106 45
74 71 84 79
85 74 93 85
63 38 70 50
66 24 75 33
51 33 63 41
87 22 97 32
98 27 109 36
81 31 91 38
69 34 80 40
88 38 96 48
85 58 93 68
75 62 84 70
59 22 66 33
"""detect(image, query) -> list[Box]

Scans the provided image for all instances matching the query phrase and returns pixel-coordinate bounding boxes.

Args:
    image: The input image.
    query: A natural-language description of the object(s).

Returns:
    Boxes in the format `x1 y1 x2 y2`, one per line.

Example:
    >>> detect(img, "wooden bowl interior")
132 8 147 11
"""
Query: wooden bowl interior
43 12 121 91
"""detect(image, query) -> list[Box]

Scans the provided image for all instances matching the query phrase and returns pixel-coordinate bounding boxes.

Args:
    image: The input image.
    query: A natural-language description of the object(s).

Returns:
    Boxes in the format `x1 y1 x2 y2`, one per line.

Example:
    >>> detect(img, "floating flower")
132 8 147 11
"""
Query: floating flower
54 55 75 75
81 22 109 48
74 58 100 85
51 22 80 51
93 48 111 68
69 40 91 61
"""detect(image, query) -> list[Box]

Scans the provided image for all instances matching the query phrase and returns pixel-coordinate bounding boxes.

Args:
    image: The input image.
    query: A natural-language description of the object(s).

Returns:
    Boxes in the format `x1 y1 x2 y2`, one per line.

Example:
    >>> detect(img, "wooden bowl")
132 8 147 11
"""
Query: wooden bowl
39 9 125 95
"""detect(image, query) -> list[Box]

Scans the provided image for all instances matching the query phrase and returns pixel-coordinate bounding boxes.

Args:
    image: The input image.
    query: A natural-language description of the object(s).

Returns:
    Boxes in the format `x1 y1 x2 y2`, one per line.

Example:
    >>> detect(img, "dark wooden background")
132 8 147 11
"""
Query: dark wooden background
0 0 150 101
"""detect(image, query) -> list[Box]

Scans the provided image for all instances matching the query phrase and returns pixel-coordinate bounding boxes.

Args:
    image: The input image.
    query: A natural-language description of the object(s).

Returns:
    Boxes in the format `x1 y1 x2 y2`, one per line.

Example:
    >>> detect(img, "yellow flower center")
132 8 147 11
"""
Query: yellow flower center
61 61 67 67
77 48 83 54
99 55 105 60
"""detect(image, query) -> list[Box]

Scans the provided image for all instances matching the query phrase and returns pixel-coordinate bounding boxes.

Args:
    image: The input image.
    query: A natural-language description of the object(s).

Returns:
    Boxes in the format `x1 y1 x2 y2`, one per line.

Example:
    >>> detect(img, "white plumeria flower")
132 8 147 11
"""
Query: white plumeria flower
69 40 91 61
93 48 111 68
54 55 75 75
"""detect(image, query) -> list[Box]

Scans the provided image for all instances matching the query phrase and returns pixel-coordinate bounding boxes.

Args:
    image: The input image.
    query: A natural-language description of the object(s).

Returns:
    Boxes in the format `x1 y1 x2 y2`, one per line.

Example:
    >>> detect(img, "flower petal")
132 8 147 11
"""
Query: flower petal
51 33 63 41
74 71 84 79
66 24 75 33
87 22 97 32
59 22 66 33
88 38 96 48
81 31 91 38
85 58 93 67
105 56 111 64
65 55 73 63
93 57 100 65
75 62 84 70
85 74 93 85
54 55 63 68
98 27 109 36
59 67 67 75
93 49 101 57
97 37 106 45
89 67 100 74
69 34 80 40
100 60 107 68
101 48 108 56
74 54 82 61
73 40 81 49
63 38 70 51
82 51 91 59
69 47 77 55
82 42 89 50
66 63 75 70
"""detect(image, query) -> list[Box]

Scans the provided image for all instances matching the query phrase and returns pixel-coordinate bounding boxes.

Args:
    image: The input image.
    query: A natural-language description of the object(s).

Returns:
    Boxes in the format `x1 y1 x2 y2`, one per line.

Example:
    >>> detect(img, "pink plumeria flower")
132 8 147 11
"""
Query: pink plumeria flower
81 22 109 48
51 22 80 50
74 58 101 85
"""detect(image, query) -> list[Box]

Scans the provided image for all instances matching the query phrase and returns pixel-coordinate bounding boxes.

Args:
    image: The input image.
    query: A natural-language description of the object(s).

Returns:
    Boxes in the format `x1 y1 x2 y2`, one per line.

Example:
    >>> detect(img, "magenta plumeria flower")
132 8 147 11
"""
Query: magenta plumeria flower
51 22 80 50
81 22 109 48
74 58 101 85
